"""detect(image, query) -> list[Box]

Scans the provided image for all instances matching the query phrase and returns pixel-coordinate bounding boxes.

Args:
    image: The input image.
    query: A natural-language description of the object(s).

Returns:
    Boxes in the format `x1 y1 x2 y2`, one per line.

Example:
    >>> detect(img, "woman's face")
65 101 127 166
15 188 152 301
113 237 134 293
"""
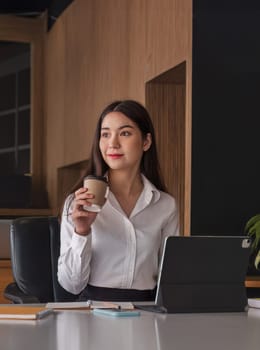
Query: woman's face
99 111 151 172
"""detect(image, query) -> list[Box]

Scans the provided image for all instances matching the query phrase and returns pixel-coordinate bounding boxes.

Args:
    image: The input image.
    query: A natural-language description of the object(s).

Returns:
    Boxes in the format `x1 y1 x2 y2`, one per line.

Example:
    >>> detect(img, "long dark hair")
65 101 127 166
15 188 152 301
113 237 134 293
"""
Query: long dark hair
69 100 167 197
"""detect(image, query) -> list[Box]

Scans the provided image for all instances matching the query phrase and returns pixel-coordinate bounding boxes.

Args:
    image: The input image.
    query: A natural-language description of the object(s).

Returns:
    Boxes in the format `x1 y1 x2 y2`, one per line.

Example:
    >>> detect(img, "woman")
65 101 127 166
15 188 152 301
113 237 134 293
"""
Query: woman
58 100 179 301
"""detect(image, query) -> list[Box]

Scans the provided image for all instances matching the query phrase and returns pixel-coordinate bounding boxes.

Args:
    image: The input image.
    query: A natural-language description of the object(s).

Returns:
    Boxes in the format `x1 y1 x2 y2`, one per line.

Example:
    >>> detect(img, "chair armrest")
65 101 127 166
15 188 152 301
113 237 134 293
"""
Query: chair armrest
4 282 41 304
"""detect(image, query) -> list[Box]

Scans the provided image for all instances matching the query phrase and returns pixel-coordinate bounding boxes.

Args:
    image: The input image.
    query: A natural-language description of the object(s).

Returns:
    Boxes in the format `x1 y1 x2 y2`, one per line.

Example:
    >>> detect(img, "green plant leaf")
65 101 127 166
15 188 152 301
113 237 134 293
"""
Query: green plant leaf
255 221 260 236
245 214 260 232
245 214 260 254
255 250 260 270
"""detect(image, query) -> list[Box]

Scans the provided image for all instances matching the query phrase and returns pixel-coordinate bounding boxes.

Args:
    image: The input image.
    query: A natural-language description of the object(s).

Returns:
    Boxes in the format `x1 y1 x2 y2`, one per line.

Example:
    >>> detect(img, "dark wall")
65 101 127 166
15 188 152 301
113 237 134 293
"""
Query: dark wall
191 1 260 234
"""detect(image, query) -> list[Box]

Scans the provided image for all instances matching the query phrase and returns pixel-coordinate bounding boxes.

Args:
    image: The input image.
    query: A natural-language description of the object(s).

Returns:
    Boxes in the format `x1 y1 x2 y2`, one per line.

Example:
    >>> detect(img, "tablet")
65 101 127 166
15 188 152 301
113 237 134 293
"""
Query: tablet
135 235 251 313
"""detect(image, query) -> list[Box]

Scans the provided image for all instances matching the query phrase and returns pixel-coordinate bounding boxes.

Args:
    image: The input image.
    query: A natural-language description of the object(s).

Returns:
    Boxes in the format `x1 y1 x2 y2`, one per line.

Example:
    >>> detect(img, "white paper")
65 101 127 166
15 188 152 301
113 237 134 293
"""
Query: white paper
248 298 260 309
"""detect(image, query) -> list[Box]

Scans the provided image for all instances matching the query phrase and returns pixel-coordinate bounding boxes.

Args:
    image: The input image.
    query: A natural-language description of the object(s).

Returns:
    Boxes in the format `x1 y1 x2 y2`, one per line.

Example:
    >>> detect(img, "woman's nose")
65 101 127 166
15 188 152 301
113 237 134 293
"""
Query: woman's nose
109 134 120 148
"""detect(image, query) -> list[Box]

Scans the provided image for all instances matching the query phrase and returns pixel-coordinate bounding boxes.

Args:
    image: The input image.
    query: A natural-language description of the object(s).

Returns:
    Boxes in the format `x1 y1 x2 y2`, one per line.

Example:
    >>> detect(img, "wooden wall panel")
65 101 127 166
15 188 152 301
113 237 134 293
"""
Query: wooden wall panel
45 20 66 206
44 0 192 232
146 0 191 80
146 62 186 234
0 15 44 41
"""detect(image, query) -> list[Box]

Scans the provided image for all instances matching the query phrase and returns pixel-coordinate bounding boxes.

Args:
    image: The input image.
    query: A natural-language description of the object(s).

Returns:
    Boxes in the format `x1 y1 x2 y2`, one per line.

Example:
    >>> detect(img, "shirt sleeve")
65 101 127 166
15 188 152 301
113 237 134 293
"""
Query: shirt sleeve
159 198 179 260
57 195 92 295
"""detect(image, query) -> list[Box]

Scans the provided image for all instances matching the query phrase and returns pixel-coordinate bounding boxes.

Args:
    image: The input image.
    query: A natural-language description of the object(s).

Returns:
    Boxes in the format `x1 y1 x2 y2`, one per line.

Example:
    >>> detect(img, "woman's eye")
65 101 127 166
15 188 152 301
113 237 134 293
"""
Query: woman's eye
101 132 109 138
121 131 131 136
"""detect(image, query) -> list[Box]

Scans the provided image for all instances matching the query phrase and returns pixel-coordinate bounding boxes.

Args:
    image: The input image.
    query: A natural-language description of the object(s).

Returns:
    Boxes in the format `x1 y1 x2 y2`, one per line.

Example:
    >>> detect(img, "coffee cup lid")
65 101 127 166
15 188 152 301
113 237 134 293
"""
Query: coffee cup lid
84 175 108 183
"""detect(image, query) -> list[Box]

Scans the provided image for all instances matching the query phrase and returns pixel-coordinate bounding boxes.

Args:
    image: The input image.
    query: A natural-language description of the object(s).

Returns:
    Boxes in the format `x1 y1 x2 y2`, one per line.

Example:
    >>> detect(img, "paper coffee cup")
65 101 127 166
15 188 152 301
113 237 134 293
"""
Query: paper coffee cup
83 175 108 212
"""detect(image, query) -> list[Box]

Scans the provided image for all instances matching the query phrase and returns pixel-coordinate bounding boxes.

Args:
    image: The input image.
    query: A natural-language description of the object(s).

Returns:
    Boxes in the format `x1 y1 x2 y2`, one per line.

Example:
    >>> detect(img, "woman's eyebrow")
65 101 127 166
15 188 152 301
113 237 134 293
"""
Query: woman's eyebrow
101 124 135 130
118 124 135 130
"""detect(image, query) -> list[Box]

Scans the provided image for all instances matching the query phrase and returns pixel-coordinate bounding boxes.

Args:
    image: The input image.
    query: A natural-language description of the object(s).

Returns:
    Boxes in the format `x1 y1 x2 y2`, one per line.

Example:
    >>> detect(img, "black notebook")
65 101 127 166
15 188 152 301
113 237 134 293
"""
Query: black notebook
135 235 251 313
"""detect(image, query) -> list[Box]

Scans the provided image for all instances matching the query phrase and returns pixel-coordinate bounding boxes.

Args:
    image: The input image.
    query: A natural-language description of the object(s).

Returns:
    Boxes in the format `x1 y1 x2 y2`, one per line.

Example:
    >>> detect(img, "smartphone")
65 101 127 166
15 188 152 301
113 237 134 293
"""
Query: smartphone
92 308 140 317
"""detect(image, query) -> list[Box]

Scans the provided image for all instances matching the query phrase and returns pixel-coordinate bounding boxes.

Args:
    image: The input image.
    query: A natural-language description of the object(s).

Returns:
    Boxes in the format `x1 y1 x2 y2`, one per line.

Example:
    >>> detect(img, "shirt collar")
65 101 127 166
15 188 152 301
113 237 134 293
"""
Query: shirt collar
141 174 161 204
129 175 160 218
106 174 161 218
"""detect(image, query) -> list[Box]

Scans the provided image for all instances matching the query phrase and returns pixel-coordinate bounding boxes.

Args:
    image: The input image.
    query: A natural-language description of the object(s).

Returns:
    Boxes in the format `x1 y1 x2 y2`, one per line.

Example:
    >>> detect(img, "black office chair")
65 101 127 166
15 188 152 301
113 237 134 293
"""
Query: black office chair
4 216 79 303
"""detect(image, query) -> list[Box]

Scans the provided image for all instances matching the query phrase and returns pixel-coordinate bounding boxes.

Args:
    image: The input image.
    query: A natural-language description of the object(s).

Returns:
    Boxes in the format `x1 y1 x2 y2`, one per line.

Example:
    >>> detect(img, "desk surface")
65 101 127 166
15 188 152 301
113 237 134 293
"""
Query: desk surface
1 307 260 350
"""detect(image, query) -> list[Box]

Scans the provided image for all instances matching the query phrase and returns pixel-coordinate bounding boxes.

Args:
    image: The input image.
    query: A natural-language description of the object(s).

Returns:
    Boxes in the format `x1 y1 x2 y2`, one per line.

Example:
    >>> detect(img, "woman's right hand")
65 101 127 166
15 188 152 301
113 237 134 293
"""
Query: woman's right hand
71 187 98 235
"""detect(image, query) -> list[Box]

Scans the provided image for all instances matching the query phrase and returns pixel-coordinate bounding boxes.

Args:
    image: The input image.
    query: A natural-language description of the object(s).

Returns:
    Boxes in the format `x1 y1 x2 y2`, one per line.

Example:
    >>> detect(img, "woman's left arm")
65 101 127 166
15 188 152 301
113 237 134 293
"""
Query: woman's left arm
159 201 179 258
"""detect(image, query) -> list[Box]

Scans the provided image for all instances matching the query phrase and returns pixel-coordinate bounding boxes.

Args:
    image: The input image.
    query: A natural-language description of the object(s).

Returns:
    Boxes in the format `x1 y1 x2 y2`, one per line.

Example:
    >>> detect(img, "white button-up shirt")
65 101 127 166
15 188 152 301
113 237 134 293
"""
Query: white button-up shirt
58 175 179 294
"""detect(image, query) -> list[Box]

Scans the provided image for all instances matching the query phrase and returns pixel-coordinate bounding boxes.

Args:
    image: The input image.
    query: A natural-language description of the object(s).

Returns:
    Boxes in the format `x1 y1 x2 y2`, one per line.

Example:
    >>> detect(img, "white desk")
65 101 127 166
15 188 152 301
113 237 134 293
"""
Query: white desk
1 308 260 350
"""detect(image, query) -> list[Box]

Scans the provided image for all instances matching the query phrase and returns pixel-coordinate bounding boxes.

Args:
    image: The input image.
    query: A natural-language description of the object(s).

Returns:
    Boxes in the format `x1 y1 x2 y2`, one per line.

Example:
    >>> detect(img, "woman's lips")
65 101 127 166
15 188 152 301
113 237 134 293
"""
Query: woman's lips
107 154 123 159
